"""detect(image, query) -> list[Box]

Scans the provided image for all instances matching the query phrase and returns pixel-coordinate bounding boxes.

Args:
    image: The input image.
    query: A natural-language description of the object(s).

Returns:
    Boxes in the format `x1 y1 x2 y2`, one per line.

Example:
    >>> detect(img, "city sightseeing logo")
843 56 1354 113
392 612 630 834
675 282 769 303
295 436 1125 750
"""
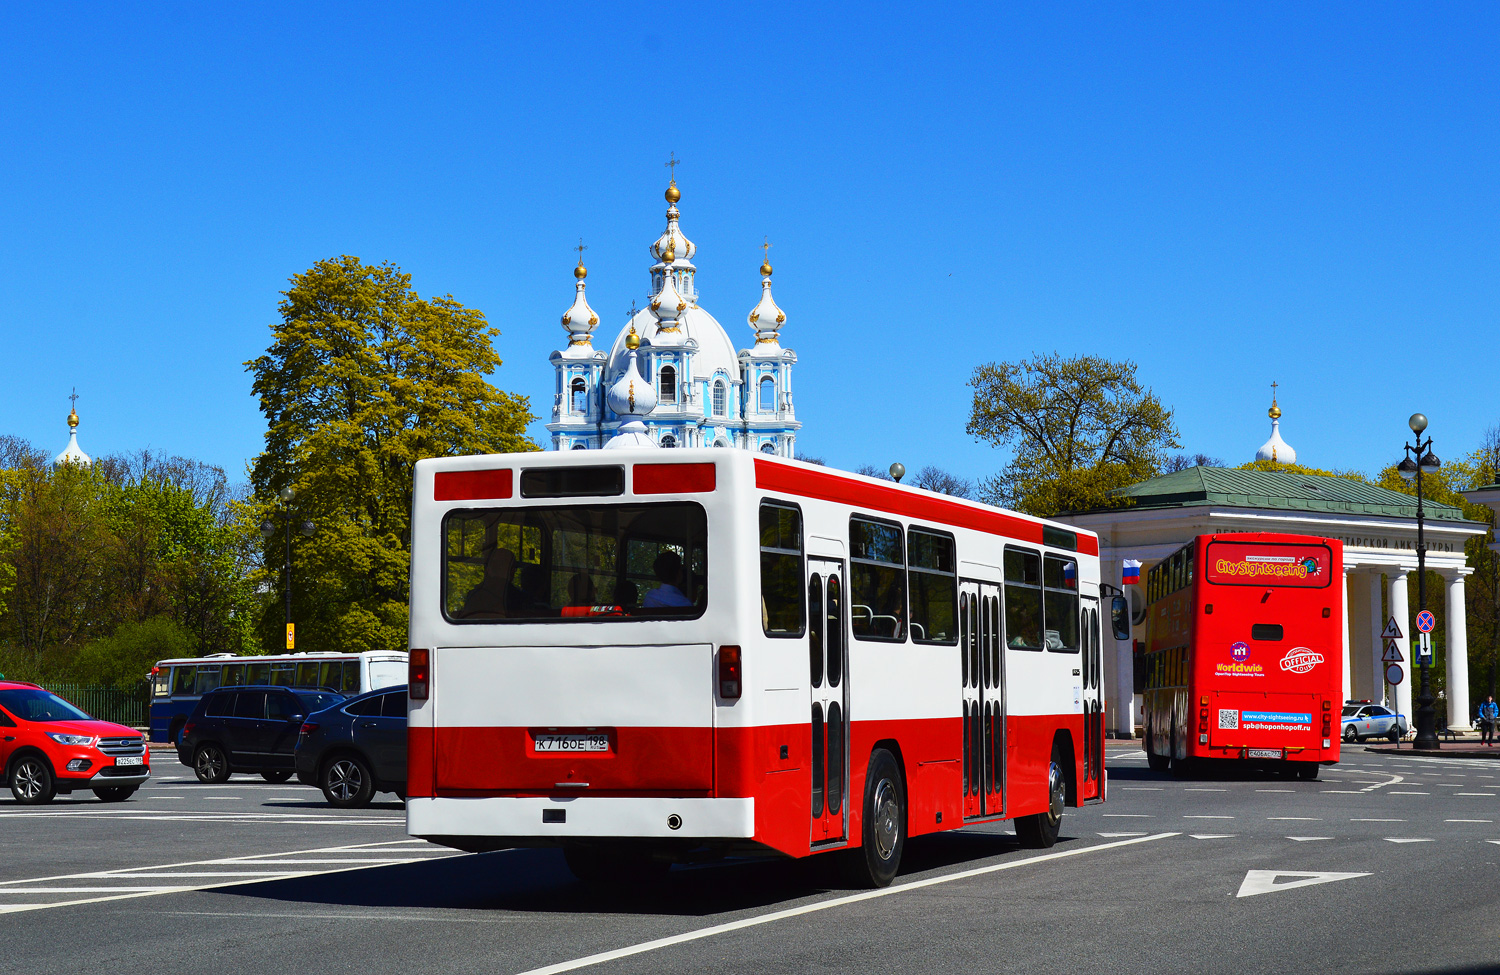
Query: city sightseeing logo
1280 647 1324 674
1214 554 1322 581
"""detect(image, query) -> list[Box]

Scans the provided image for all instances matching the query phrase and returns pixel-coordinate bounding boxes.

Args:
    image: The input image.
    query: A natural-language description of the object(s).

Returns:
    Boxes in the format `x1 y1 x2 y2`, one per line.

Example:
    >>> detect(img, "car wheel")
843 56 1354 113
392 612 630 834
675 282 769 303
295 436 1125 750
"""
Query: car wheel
838 747 906 888
93 786 137 802
1343 726 1358 742
193 744 231 784
260 770 293 783
321 755 375 808
1388 728 1400 743
10 755 56 805
1016 747 1066 849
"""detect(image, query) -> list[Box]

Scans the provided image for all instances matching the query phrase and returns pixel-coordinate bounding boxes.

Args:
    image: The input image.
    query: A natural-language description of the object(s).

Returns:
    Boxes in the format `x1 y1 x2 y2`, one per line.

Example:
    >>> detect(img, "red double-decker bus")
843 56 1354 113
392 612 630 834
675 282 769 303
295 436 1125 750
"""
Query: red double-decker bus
1140 532 1343 778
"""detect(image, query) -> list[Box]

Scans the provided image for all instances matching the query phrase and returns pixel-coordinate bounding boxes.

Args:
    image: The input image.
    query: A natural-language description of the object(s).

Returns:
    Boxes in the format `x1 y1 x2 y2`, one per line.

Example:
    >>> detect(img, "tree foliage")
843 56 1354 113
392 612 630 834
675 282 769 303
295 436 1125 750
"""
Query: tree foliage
967 353 1180 515
247 257 537 655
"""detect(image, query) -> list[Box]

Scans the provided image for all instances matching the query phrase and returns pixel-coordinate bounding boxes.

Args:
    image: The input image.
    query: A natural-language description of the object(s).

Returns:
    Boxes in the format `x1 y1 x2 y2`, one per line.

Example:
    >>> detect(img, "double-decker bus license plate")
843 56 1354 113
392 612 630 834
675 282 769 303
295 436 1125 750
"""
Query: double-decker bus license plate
534 734 609 753
1247 748 1283 760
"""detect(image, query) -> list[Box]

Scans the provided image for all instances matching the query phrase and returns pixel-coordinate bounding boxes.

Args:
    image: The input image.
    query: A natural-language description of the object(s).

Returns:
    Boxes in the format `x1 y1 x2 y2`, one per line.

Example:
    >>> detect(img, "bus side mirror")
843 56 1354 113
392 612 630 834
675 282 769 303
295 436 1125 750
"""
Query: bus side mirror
1110 596 1131 641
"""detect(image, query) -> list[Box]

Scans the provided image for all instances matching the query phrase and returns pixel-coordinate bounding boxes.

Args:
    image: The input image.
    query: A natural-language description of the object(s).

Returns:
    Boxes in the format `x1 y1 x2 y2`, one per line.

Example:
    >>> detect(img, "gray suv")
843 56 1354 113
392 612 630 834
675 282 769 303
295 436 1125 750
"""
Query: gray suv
294 685 406 807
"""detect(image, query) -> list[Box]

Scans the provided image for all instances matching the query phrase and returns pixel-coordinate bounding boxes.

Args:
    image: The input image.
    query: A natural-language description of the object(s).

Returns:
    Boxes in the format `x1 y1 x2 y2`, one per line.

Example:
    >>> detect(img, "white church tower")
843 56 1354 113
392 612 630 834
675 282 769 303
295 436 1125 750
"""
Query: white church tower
1255 382 1296 464
546 168 801 454
54 390 92 467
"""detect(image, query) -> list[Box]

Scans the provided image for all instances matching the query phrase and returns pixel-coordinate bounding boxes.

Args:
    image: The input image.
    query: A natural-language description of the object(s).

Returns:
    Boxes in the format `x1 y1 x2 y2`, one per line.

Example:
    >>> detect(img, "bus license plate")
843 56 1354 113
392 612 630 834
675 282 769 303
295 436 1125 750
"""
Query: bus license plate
1247 748 1283 760
534 734 609 753
115 756 144 767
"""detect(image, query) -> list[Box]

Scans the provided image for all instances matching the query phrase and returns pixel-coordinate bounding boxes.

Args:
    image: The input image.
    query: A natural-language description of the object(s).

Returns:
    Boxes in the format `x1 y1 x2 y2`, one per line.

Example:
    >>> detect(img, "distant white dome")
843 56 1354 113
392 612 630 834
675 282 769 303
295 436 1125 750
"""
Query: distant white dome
54 406 91 467
1255 391 1295 464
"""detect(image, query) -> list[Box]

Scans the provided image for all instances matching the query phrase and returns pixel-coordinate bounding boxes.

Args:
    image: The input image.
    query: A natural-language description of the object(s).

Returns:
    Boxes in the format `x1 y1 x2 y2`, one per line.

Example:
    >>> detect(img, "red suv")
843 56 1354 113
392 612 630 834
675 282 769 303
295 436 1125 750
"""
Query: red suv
0 681 151 804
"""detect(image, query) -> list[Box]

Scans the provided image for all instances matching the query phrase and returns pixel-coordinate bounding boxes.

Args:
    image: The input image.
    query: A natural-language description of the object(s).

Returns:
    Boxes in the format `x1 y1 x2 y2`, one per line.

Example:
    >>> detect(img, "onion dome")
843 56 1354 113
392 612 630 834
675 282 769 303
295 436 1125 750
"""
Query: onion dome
604 326 658 449
649 181 697 266
650 249 688 332
1255 387 1296 464
54 397 92 467
747 250 786 345
560 251 600 347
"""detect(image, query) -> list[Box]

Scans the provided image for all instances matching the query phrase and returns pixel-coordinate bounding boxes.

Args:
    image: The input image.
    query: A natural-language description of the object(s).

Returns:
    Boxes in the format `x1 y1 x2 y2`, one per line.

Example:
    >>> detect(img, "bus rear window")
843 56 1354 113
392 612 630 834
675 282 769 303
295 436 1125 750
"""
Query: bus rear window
443 503 707 622
1205 542 1332 589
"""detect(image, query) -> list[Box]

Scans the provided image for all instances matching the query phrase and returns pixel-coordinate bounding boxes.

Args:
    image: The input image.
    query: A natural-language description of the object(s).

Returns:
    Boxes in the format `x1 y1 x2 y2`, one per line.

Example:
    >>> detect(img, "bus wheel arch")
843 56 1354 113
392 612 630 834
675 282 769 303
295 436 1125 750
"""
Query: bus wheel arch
1051 730 1078 807
167 718 186 747
839 746 906 888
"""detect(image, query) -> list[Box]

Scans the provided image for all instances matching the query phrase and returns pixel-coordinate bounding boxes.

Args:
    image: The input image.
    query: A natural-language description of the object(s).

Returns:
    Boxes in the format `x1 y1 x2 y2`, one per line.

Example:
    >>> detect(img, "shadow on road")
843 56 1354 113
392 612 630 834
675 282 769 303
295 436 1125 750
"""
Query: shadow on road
217 830 1066 916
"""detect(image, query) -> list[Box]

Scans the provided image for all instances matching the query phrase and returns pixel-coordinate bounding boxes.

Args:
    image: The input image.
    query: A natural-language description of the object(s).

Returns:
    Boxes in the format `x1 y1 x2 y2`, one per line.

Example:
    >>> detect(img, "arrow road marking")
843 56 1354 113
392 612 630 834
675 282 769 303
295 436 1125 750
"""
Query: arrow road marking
1237 870 1369 898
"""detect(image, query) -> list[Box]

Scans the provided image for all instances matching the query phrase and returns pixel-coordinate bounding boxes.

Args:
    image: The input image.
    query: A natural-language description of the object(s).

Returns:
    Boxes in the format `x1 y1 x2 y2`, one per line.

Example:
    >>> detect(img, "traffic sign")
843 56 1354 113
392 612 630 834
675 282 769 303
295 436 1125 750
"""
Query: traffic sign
1381 616 1404 640
1417 632 1433 663
1386 663 1404 685
1416 610 1435 634
1382 644 1405 663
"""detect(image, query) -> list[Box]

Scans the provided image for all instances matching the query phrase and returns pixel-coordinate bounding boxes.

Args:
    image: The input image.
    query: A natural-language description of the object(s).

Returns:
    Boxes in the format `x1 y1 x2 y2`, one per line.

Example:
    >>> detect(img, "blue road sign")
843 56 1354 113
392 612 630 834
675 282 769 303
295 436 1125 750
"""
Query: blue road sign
1416 610 1435 634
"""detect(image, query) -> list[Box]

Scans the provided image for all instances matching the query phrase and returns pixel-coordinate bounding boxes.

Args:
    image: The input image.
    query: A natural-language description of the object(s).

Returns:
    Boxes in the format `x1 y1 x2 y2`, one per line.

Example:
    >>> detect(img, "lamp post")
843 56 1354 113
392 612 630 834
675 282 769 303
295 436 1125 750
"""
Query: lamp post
1398 413 1442 750
260 486 315 644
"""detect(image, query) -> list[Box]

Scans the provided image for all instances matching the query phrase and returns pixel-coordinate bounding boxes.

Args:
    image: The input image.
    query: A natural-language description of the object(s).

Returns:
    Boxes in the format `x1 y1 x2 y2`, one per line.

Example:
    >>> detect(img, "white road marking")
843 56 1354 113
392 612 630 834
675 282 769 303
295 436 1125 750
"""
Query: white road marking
1353 818 1404 822
1389 791 1430 795
1446 820 1493 823
512 834 1180 975
1184 815 1234 820
1237 870 1369 898
1098 832 1148 837
1184 788 1227 792
1287 837 1332 842
1256 789 1294 793
1384 838 1433 843
1268 817 1321 821
0 887 193 894
1189 834 1235 840
1456 793 1497 797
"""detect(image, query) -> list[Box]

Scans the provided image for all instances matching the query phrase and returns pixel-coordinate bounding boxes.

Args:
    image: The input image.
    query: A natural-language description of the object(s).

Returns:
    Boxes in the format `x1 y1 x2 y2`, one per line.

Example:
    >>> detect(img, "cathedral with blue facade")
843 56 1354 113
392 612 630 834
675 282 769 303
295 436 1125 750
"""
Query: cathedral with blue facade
546 175 800 454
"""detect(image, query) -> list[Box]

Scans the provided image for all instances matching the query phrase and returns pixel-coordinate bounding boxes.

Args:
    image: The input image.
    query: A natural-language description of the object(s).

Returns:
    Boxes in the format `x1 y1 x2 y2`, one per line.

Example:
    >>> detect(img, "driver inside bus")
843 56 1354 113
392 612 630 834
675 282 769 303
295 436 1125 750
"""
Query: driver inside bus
643 551 693 608
458 547 519 619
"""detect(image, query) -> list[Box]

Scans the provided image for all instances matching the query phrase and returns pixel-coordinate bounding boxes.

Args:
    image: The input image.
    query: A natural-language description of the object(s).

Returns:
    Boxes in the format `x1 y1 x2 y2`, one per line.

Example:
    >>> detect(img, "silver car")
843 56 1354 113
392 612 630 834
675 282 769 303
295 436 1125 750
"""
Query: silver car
1341 702 1408 742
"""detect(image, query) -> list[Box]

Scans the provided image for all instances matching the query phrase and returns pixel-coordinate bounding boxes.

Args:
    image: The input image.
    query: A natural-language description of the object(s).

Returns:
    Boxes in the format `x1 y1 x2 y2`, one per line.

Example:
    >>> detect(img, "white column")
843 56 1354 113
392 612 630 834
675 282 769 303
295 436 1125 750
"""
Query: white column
1389 570 1413 721
1445 571 1472 731
1367 572 1385 706
1341 568 1353 703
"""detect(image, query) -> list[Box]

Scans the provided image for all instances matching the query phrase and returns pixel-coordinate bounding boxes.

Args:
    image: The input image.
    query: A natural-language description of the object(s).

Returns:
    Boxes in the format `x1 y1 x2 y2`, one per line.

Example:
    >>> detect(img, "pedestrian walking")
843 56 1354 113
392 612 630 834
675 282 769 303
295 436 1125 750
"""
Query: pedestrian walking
1479 696 1499 746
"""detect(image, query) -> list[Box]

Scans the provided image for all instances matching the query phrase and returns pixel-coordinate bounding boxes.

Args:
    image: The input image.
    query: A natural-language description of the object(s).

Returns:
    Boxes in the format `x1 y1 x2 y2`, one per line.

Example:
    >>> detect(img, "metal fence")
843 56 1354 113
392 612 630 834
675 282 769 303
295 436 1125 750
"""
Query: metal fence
39 682 152 729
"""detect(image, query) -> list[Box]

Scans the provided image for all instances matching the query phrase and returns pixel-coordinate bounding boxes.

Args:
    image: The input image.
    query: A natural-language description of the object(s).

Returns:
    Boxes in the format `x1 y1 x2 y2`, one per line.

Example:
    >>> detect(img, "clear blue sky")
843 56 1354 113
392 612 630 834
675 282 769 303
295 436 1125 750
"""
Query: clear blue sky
2 3 1496 487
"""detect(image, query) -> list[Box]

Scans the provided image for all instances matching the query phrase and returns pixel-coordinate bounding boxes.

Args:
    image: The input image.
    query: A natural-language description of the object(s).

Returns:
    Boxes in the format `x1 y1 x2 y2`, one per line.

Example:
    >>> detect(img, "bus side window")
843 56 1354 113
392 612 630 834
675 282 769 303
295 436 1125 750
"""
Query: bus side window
759 502 806 637
152 669 171 698
248 663 271 685
1185 549 1195 587
1003 548 1042 650
172 666 197 697
1042 555 1079 652
196 665 222 695
850 517 906 642
295 662 320 687
222 664 246 687
908 528 957 645
343 661 360 694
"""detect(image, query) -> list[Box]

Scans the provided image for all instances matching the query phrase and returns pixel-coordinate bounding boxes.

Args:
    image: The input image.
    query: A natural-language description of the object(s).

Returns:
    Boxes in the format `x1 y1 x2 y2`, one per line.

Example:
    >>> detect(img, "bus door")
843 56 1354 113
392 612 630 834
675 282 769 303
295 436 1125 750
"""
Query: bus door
807 558 848 846
960 581 1005 819
1080 597 1104 797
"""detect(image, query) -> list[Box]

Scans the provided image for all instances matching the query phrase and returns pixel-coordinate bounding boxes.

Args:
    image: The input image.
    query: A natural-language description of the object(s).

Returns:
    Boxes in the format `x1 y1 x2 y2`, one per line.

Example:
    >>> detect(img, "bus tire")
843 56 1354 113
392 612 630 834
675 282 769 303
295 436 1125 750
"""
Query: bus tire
1295 764 1319 781
840 748 905 888
193 743 231 783
1016 749 1065 849
1146 745 1170 772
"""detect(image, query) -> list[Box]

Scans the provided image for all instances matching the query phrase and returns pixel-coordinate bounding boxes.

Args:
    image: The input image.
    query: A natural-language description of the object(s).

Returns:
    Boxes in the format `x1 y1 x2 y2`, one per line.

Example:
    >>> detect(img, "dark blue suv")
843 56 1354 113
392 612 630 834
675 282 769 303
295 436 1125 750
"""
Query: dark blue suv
294 685 406 807
178 686 345 783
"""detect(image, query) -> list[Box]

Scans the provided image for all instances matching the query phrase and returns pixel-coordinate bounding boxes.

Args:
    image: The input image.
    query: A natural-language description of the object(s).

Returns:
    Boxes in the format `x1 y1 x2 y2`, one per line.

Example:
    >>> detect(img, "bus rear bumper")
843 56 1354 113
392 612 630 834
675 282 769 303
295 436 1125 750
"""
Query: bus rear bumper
406 796 755 841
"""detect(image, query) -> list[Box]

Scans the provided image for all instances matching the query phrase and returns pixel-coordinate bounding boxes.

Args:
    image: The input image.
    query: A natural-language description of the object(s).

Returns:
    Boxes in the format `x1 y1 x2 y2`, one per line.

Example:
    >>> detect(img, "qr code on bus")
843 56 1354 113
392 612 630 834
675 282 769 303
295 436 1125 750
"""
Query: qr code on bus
1218 709 1239 730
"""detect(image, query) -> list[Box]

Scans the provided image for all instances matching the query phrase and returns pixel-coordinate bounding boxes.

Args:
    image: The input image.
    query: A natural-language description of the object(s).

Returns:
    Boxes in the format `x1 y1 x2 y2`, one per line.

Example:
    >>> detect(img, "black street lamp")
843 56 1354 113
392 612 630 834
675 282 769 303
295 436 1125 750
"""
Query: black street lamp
1398 413 1442 750
260 485 316 641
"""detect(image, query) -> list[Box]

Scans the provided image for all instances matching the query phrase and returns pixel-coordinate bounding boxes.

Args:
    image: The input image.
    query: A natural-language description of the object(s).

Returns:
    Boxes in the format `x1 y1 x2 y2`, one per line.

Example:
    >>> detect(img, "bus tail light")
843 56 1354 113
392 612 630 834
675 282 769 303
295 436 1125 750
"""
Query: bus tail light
409 649 430 701
718 645 742 700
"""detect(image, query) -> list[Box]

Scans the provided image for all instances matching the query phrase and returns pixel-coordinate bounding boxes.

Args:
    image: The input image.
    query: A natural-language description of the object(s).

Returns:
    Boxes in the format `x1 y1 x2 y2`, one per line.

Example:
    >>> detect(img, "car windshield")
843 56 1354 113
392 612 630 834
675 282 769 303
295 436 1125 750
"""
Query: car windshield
0 687 92 722
296 692 344 713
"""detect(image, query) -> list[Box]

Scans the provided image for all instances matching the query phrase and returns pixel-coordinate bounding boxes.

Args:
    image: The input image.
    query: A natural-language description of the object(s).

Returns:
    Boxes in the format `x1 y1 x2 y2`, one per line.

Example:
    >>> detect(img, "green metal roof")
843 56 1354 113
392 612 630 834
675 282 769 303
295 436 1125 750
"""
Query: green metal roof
1111 467 1473 522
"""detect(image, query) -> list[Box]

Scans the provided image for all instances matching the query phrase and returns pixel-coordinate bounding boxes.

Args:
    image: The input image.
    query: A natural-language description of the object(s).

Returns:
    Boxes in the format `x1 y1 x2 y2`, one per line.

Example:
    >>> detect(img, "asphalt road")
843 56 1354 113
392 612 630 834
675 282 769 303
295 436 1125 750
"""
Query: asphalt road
4 744 1499 975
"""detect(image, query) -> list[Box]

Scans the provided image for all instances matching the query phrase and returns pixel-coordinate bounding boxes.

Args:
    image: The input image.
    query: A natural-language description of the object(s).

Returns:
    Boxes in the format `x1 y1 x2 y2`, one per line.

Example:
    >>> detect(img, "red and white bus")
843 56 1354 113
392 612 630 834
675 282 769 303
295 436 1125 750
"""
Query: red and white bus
405 449 1107 886
1140 532 1344 778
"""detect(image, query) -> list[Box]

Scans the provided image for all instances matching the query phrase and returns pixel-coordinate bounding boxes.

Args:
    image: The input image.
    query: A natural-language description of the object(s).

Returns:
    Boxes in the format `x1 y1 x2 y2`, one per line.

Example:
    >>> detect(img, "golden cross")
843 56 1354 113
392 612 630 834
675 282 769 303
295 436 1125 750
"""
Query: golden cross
628 300 638 321
665 152 680 182
762 237 772 261
1270 380 1278 400
575 239 587 266
69 387 78 411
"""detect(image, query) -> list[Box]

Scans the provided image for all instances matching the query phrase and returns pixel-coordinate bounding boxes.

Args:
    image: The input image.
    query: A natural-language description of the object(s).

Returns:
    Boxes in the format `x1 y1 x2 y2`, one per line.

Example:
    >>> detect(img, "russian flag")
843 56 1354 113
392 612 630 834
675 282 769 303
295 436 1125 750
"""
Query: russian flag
1063 561 1077 589
1122 559 1142 585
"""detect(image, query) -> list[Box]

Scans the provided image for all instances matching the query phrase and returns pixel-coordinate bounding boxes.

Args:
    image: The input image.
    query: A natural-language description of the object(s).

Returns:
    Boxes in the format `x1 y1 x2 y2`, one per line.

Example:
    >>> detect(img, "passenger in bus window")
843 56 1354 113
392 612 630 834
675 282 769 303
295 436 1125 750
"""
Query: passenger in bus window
644 551 692 608
458 547 518 619
567 572 596 606
613 579 638 611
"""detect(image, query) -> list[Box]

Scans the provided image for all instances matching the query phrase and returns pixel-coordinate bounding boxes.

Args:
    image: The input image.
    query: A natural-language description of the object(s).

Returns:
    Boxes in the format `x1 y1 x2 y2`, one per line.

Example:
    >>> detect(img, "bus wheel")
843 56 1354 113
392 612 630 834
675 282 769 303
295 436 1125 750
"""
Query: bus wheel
1295 764 1319 781
1146 745 1170 773
563 845 670 887
840 748 906 888
1016 751 1065 849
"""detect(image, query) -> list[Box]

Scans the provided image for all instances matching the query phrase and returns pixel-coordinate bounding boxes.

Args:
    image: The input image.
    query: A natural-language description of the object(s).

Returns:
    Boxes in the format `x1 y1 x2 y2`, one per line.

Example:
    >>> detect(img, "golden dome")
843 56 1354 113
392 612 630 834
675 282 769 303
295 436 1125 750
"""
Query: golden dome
625 325 640 350
665 180 680 204
67 409 79 429
662 239 676 263
761 260 773 276
574 263 587 280
1268 402 1281 420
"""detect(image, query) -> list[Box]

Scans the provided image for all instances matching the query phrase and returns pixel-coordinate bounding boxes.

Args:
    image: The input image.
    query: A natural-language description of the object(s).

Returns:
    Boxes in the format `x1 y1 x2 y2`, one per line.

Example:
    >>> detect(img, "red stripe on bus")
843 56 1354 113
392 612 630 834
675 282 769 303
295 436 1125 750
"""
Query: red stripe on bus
753 459 1099 555
634 462 716 495
434 468 513 501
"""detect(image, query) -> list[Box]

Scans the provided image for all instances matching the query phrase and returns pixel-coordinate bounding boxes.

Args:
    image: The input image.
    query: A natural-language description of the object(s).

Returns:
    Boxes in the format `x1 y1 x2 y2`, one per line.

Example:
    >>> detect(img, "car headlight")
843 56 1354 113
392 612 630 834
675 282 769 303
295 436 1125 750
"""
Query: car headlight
47 733 96 746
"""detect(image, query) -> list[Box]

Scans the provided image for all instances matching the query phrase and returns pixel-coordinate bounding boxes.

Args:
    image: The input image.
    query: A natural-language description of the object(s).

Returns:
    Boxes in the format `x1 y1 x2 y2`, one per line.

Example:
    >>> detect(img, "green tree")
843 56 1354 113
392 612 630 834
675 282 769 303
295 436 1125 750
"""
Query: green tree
71 617 193 689
247 256 536 655
967 353 1180 516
